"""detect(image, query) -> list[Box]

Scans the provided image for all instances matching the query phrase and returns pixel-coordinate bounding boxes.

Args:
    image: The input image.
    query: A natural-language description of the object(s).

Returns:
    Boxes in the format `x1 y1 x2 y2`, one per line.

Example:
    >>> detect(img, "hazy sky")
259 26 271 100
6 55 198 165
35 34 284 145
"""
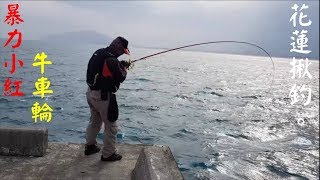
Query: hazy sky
0 1 319 57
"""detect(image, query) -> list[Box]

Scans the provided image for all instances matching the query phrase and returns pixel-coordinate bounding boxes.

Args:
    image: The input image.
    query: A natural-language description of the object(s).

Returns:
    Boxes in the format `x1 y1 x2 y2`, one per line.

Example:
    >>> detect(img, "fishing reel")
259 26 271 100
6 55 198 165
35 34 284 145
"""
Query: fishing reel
128 58 135 70
120 58 135 70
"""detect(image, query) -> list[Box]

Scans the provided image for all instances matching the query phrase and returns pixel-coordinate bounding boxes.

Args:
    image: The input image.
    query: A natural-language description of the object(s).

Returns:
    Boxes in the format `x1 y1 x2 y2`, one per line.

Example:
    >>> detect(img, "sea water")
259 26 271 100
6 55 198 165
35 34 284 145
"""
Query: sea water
0 40 319 179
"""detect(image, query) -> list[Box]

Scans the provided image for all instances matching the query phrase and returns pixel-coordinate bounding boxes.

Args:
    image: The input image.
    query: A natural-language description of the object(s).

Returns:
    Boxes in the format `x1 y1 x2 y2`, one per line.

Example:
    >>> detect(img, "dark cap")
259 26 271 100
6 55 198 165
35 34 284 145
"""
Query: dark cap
117 36 128 49
108 36 130 57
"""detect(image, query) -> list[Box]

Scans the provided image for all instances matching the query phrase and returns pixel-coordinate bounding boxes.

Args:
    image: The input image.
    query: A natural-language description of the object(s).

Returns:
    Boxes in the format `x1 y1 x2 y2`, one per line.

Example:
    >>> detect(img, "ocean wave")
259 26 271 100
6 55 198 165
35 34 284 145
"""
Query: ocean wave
191 162 217 171
240 95 262 99
146 106 160 111
174 94 193 100
195 90 224 97
133 77 152 82
225 133 252 140
266 165 309 180
0 98 10 103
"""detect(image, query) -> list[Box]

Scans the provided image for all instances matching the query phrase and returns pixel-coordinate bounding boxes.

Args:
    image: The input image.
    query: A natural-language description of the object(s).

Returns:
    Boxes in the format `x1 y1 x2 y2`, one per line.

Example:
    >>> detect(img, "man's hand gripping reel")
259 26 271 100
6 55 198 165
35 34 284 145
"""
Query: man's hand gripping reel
120 58 134 70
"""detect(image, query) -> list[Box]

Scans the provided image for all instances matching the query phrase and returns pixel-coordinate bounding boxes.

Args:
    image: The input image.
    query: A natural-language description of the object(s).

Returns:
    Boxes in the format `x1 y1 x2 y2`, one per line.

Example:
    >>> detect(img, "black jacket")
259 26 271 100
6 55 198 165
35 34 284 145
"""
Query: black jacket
86 40 127 93
86 37 128 122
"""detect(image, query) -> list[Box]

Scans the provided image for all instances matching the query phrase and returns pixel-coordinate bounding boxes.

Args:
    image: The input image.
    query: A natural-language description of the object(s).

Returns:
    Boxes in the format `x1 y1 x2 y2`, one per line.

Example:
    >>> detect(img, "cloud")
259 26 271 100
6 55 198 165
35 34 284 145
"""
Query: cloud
0 1 121 39
0 1 318 58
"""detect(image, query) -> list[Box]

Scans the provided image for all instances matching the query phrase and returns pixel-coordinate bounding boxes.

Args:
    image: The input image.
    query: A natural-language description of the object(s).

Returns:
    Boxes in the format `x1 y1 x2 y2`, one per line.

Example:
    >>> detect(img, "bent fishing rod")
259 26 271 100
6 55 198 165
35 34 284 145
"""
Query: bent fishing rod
130 41 275 70
128 40 276 96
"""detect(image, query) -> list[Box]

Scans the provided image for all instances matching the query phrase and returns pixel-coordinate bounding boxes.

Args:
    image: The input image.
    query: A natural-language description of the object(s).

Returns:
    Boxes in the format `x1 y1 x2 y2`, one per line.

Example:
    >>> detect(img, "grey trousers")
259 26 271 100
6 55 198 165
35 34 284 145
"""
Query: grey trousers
85 87 118 157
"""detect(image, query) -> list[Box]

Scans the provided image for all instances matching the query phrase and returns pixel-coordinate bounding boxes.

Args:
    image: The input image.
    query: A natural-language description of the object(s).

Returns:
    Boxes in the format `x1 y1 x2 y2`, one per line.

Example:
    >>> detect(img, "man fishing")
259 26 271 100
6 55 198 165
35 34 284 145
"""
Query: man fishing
85 36 131 161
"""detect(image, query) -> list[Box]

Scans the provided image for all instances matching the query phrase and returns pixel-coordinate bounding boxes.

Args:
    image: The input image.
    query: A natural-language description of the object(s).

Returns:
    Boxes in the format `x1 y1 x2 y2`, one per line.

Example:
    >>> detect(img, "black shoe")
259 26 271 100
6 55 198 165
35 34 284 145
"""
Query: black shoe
101 153 122 161
84 144 100 155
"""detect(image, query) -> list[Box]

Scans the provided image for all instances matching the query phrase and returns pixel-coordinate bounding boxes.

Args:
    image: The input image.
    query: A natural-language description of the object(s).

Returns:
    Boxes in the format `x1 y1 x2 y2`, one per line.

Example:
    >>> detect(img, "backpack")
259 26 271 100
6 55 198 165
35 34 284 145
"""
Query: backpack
86 48 115 91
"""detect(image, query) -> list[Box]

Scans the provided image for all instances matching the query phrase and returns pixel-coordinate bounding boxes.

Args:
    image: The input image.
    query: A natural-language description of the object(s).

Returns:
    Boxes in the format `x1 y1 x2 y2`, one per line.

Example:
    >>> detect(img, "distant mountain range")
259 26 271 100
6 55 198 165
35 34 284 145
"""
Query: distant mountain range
144 41 319 60
42 30 113 45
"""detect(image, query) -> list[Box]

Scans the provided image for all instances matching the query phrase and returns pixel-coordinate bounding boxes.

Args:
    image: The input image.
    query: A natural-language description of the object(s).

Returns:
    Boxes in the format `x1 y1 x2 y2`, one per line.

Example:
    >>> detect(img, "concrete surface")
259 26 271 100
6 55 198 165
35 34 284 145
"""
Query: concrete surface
0 143 183 180
0 127 48 157
132 145 184 180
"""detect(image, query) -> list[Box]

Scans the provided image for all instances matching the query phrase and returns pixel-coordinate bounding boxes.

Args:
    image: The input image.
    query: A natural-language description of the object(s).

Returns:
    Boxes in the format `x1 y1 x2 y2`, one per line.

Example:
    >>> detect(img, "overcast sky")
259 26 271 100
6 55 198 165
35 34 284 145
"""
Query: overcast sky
0 1 319 58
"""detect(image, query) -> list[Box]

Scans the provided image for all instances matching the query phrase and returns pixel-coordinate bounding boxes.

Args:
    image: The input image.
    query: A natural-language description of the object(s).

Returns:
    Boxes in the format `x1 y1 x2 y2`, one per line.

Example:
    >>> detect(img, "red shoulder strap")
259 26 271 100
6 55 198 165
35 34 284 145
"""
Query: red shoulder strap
102 60 113 78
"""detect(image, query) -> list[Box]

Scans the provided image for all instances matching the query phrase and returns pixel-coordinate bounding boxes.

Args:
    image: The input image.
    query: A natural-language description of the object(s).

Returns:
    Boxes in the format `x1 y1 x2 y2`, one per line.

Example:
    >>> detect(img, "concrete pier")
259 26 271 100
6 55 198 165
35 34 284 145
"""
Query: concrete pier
0 127 48 157
132 145 184 180
0 127 183 180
